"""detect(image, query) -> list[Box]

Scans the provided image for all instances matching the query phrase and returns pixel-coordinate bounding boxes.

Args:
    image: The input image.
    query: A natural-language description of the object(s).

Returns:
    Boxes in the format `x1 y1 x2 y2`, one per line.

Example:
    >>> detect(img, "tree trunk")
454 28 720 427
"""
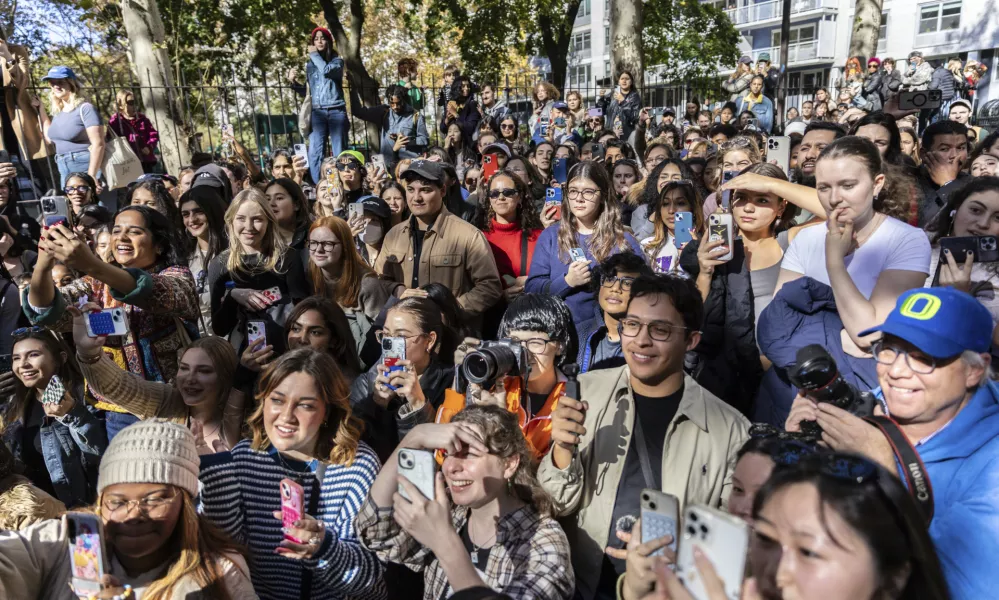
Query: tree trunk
848 0 882 64
119 0 190 174
320 0 383 152
539 0 583 95
610 0 643 90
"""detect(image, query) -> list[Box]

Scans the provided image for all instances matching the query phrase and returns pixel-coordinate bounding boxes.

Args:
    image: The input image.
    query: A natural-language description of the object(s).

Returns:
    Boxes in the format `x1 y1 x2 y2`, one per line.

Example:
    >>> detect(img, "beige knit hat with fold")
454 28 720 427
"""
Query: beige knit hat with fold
97 420 200 497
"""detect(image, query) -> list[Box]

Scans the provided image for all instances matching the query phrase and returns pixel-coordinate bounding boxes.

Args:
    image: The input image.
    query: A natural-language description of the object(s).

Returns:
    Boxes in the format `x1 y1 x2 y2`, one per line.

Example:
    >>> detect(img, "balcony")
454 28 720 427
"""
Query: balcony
751 40 835 64
723 0 838 27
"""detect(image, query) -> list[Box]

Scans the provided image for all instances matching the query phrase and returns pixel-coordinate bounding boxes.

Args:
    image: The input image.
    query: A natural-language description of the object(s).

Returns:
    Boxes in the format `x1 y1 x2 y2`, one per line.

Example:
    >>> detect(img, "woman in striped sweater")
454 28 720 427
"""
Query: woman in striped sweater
199 348 385 600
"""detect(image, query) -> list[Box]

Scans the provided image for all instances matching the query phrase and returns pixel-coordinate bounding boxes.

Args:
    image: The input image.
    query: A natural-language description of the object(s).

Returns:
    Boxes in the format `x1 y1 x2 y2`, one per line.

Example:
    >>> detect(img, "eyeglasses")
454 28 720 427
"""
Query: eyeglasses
308 240 341 252
12 326 46 340
617 318 689 342
336 161 361 171
500 123 516 130
870 340 954 375
514 337 557 355
102 489 178 518
600 275 635 290
566 188 601 202
488 188 519 199
64 185 90 194
374 330 426 343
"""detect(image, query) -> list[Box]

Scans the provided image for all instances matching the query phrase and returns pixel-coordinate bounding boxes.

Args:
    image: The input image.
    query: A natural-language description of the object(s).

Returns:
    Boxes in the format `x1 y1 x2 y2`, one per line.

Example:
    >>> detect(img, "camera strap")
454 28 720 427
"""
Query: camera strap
632 416 658 490
865 415 934 523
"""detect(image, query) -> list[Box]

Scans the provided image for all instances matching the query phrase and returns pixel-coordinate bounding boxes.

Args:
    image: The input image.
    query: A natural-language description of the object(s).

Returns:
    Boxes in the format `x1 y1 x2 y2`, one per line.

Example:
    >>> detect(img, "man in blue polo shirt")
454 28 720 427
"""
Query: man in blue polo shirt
787 287 999 599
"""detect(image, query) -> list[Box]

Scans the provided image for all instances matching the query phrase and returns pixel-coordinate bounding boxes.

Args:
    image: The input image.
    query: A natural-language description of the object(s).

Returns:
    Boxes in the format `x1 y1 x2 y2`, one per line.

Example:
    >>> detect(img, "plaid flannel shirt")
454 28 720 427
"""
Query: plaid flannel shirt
356 498 574 600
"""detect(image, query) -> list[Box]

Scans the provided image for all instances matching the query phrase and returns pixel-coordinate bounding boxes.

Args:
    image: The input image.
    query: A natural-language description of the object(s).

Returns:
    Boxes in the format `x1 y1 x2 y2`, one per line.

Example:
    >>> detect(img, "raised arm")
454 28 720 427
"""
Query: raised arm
722 173 827 219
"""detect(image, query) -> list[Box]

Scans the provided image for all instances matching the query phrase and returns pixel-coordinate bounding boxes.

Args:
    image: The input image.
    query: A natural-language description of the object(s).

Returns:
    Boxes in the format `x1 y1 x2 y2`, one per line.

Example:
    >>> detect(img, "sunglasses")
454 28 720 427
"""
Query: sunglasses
500 123 516 129
12 326 46 340
336 162 360 171
487 188 518 199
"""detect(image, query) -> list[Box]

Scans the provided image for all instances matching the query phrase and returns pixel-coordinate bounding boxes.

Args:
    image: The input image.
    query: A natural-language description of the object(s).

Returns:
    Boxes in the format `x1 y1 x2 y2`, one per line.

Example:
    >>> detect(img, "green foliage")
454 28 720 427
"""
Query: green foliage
644 0 740 93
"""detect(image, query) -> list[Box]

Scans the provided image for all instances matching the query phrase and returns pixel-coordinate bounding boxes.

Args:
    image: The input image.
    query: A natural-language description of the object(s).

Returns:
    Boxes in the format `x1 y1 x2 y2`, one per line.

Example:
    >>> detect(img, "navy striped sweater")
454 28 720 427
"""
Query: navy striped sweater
199 439 386 600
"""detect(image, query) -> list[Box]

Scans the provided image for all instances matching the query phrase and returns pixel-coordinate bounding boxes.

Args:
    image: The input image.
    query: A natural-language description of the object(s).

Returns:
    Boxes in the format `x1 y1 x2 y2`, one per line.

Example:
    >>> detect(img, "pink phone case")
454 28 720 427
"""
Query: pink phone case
263 287 282 303
280 478 305 543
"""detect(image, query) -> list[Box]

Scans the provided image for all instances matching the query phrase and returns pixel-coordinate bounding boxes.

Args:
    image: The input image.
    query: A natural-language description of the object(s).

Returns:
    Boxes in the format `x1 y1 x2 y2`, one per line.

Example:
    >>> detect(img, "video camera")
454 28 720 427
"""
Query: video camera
787 345 876 442
460 339 530 391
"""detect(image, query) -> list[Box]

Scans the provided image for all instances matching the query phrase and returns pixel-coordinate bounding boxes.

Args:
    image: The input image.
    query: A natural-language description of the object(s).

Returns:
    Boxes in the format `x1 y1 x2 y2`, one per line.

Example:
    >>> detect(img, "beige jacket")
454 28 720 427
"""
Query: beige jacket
537 366 749 600
374 206 502 317
1 45 50 159
0 518 258 599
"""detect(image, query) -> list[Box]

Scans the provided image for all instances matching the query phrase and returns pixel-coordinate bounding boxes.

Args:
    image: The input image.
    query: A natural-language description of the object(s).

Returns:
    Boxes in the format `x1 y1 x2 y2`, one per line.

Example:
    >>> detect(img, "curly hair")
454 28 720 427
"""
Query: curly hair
475 169 543 233
532 81 560 105
451 405 554 516
556 161 630 263
248 348 362 465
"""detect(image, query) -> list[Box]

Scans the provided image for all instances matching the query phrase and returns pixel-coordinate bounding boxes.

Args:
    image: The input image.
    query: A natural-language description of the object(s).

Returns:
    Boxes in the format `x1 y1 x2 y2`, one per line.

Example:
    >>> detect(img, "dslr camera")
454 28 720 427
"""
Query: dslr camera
787 345 876 442
461 339 530 390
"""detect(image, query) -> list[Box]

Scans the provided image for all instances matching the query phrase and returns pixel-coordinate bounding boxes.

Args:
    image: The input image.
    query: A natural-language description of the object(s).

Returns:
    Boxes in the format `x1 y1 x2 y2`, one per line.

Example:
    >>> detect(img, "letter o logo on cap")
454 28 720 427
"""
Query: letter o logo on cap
899 293 941 321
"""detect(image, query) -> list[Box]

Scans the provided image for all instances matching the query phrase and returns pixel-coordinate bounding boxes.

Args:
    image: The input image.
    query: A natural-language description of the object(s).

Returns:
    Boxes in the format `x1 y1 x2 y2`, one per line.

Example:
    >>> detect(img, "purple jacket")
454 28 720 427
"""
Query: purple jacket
108 112 159 163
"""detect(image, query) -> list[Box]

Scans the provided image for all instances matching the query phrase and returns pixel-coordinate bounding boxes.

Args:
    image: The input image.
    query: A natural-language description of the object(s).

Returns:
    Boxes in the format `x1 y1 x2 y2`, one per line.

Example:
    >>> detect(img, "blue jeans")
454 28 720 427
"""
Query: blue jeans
308 107 348 184
105 411 140 441
55 150 92 188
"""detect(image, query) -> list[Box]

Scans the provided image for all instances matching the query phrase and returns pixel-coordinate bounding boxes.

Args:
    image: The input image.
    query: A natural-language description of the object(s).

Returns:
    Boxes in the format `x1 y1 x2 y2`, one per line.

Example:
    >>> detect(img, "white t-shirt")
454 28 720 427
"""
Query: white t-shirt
781 216 930 299
641 235 681 274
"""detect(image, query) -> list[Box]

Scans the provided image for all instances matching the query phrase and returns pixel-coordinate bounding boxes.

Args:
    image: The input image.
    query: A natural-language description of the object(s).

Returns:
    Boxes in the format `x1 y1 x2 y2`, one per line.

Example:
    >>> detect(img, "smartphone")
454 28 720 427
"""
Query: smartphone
0 149 9 163
348 202 364 222
293 143 307 161
570 248 588 263
766 136 791 175
381 336 407 391
545 187 563 221
85 308 128 337
641 489 679 558
708 213 734 261
261 286 282 303
247 320 267 348
279 478 306 543
553 157 569 185
65 512 107 596
502 274 518 287
553 116 567 128
939 235 999 263
898 90 943 111
676 505 750 600
720 170 739 212
398 448 436 501
370 153 387 173
482 153 500 181
221 123 235 140
587 107 603 118
673 212 694 248
591 143 606 161
41 195 72 228
0 354 11 375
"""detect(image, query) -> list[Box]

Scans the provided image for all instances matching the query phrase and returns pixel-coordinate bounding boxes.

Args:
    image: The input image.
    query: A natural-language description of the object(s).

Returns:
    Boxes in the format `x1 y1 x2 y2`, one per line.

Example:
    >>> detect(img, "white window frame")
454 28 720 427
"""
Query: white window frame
771 23 816 46
568 64 592 88
577 0 591 18
878 11 888 40
572 31 591 53
918 0 961 34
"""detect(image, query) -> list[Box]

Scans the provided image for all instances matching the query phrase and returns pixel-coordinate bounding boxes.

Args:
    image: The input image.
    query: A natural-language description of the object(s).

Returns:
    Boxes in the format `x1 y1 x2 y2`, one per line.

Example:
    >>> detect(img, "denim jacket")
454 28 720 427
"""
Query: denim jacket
306 52 345 109
3 389 106 508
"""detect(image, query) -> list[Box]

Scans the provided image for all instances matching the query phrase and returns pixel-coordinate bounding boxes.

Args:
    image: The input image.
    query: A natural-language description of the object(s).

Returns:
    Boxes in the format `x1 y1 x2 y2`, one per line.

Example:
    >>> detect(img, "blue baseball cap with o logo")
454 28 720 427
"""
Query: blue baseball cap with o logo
859 287 993 359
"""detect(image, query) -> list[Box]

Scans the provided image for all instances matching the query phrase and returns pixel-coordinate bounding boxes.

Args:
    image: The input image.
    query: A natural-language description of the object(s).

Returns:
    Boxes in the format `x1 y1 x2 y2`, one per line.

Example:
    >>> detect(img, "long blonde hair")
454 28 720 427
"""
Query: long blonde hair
97 490 246 600
49 77 86 113
224 188 287 275
556 161 630 263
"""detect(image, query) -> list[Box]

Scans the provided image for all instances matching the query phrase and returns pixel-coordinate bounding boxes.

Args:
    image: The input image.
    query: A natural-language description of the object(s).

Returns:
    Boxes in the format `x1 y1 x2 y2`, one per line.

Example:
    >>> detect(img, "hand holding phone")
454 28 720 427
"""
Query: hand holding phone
381 336 407 391
279 478 306 543
673 212 695 248
85 308 128 337
676 505 749 600
65 512 107 596
708 213 734 261
398 448 436 501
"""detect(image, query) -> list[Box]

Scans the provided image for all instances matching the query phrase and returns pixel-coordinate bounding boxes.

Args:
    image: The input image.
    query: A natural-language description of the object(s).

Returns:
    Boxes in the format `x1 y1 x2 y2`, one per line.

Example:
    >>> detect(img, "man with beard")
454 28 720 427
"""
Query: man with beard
792 122 845 222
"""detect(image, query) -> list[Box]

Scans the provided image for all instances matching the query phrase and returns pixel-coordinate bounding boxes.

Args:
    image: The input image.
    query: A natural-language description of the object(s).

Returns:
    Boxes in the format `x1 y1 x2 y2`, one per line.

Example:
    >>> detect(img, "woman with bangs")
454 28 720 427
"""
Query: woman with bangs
526 161 644 334
630 158 700 240
266 177 312 251
180 187 228 335
208 189 309 352
641 180 705 274
199 348 384 599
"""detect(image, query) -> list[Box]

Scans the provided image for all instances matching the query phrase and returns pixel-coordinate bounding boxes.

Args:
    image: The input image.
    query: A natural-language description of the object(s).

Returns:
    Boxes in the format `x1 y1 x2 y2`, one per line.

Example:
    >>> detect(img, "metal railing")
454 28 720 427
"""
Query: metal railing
751 40 835 64
724 0 837 26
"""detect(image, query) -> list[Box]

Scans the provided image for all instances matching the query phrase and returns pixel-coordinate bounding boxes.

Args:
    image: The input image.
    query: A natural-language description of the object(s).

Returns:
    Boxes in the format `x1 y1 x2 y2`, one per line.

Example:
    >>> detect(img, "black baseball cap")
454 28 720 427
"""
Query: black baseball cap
358 195 391 220
401 160 446 184
192 164 228 191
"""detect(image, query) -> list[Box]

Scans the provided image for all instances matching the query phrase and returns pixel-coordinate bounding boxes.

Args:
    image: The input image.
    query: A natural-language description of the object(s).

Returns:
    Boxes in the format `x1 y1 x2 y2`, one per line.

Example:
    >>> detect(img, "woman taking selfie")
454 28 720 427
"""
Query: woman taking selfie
266 177 312 250
200 348 383 600
71 307 245 454
0 419 256 599
208 189 309 351
180 187 228 335
0 328 105 508
526 161 643 335
350 297 454 461
357 406 574 599
27 205 199 439
307 216 402 352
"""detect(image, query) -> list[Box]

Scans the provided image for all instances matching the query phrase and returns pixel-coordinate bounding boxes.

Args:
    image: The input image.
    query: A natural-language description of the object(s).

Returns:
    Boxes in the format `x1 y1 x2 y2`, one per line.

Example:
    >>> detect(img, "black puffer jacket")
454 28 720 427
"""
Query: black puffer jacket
679 239 763 417
349 361 452 462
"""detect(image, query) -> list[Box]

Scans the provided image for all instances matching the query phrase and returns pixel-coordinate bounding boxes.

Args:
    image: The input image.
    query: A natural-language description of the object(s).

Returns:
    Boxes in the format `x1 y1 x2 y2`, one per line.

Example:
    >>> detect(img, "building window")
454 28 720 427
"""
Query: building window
605 26 610 47
918 1 961 34
577 0 591 19
568 64 592 88
771 24 816 46
706 0 726 9
605 60 611 77
879 11 888 39
572 31 592 53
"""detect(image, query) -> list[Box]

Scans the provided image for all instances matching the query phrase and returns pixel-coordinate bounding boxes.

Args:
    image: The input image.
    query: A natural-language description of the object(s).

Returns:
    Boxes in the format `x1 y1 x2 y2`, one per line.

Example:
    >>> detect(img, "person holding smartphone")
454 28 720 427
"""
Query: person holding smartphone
357 406 574 599
350 85 429 173
0 420 258 599
641 181 705 275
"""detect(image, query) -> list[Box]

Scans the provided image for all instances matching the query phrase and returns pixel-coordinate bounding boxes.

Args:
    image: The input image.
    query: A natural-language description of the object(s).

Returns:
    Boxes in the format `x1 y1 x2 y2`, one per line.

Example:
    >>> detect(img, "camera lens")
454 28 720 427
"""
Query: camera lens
686 525 697 536
689 512 699 522
700 524 709 535
649 502 657 510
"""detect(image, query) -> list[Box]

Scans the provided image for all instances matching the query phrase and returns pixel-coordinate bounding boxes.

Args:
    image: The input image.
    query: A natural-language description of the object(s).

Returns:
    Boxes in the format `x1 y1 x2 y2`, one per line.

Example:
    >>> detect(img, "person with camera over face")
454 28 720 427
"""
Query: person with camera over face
435 294 577 460
785 286 999 599
538 274 749 600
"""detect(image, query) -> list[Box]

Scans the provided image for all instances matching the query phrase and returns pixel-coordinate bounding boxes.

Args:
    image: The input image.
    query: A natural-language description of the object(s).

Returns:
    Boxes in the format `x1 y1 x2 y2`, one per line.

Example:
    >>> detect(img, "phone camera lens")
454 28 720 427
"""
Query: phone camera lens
700 524 710 535
648 502 656 510
689 512 699 522
686 525 697 536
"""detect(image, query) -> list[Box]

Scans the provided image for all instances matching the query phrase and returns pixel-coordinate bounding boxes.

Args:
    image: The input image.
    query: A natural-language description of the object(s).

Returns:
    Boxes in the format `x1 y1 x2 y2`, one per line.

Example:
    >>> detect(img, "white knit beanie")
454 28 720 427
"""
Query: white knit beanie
97 420 200 497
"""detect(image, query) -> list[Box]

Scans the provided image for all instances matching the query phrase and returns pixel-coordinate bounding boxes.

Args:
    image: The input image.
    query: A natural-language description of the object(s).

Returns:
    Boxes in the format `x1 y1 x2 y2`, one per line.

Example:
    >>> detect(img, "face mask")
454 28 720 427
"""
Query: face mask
361 221 384 244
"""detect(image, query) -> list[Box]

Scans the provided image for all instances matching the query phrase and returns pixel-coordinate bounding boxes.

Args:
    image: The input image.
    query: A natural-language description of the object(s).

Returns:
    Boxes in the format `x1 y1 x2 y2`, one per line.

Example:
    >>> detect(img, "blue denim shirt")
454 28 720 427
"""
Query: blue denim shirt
307 52 345 109
3 390 106 508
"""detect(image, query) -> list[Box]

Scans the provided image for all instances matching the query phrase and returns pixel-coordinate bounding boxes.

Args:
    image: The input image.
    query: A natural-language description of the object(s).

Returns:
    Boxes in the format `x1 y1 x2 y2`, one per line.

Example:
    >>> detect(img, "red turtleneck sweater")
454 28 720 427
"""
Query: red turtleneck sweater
484 219 542 280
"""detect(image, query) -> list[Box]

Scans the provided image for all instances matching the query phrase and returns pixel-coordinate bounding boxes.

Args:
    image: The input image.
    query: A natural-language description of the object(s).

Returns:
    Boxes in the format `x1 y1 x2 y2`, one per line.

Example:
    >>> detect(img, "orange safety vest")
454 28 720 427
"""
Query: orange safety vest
435 378 565 462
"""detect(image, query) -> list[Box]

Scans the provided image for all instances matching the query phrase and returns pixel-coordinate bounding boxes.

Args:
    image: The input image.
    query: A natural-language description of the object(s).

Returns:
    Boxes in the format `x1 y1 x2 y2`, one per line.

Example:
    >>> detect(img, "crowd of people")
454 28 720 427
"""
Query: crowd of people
0 28 997 600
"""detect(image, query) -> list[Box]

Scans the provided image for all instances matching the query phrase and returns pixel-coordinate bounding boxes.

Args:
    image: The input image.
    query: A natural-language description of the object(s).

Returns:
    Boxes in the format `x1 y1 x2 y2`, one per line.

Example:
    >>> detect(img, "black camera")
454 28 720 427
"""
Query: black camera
461 339 529 390
788 345 875 441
